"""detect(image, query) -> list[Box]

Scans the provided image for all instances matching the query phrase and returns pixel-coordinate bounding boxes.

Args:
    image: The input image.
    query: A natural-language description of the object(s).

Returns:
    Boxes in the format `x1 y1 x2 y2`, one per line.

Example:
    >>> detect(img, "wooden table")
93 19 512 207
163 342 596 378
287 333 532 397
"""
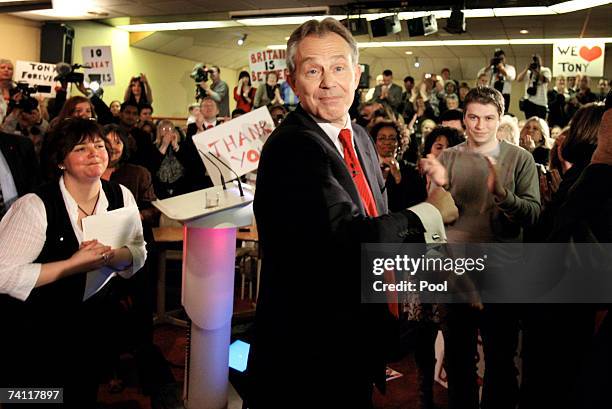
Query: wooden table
236 227 259 242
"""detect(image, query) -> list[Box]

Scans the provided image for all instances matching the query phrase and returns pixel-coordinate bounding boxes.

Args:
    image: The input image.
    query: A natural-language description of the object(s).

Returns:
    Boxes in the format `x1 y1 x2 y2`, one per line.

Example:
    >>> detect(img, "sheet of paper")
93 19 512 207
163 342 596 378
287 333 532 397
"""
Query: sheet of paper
81 205 140 300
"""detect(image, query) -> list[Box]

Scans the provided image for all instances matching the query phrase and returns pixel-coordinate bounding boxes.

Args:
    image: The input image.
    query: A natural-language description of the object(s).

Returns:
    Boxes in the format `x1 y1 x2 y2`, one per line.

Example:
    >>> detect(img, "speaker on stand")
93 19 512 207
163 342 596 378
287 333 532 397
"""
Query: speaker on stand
40 22 75 64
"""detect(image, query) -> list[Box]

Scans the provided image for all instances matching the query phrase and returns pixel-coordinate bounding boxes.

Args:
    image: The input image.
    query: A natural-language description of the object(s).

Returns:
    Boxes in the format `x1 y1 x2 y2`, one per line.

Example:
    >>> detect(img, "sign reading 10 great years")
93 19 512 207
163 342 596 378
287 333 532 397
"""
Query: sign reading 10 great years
81 46 115 85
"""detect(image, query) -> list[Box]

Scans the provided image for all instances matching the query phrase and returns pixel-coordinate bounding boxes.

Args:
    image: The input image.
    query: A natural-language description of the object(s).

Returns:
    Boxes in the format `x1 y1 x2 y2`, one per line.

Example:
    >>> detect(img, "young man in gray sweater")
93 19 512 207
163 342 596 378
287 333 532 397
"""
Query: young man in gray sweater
437 87 540 409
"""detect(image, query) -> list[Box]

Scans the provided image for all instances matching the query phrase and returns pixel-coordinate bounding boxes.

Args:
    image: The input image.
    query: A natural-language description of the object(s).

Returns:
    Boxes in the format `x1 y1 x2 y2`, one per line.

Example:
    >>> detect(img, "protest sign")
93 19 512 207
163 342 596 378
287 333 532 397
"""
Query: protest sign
193 107 275 186
14 60 57 97
248 49 288 84
552 40 605 77
82 46 115 85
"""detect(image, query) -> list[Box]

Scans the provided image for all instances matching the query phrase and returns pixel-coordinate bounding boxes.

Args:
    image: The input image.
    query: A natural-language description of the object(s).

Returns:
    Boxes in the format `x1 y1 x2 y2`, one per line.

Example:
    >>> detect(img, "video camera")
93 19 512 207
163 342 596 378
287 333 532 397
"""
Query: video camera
8 82 49 113
190 63 210 101
190 63 209 83
54 62 86 84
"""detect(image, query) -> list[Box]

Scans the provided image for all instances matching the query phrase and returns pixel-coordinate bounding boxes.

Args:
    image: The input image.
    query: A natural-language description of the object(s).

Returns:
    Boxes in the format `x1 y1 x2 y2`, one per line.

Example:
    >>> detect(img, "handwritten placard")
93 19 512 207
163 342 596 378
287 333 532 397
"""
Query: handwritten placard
248 49 288 84
552 40 605 77
81 46 115 85
14 60 57 97
193 107 275 186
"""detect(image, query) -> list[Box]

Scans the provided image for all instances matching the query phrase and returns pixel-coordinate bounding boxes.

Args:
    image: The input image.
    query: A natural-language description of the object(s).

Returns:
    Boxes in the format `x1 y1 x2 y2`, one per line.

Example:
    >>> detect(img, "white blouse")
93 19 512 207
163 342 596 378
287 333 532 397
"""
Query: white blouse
0 176 147 301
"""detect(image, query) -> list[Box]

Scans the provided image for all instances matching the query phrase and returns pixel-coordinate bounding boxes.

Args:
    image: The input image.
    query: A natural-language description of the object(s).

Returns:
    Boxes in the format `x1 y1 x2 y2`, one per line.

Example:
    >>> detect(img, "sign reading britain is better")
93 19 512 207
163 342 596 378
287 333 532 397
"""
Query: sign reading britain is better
552 40 605 77
248 49 288 84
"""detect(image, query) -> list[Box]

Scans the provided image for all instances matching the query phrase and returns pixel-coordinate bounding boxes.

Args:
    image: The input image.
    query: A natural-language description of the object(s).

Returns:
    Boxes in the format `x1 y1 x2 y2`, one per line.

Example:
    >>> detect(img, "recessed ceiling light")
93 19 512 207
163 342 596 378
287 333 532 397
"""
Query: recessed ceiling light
520 29 529 34
405 51 413 55
118 21 240 31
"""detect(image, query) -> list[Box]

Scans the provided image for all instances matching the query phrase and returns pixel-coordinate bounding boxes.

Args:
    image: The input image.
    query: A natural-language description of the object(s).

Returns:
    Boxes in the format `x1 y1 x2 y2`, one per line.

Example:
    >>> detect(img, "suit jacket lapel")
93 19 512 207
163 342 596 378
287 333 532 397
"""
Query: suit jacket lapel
291 105 366 215
292 105 341 159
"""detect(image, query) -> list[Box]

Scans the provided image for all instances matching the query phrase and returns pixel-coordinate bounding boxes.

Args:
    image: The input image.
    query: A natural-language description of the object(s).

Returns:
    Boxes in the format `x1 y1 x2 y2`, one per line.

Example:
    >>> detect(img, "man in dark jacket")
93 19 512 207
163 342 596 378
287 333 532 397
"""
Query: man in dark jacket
0 132 40 218
250 17 457 409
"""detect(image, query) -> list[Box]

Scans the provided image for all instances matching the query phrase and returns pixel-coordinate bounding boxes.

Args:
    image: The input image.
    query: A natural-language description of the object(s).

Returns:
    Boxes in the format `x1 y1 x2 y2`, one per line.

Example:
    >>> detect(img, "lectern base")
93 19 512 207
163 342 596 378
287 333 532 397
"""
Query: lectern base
184 322 231 409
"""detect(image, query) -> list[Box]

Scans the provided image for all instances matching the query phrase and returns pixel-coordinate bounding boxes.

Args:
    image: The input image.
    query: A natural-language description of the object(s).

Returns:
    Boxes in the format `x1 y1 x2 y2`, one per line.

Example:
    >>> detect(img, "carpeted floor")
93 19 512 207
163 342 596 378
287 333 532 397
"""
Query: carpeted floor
98 316 449 409
97 256 449 408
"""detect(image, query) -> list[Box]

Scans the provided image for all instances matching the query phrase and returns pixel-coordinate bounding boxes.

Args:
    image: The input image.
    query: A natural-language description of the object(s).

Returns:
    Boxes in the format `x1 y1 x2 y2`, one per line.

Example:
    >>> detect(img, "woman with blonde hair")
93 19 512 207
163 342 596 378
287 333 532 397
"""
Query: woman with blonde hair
0 58 14 123
520 116 553 166
420 118 437 139
497 115 520 145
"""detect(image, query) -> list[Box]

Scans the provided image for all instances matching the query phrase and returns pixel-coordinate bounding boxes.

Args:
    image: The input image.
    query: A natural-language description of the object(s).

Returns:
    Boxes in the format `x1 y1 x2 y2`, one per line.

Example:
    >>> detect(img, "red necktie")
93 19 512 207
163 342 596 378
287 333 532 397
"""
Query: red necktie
339 129 398 317
338 128 378 217
206 124 214 129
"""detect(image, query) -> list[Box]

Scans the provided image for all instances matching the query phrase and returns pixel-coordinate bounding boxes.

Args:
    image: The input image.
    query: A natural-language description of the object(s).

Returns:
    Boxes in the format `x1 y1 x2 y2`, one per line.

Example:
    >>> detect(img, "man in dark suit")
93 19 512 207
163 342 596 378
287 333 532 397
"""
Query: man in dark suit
249 18 457 408
185 97 223 138
0 132 40 218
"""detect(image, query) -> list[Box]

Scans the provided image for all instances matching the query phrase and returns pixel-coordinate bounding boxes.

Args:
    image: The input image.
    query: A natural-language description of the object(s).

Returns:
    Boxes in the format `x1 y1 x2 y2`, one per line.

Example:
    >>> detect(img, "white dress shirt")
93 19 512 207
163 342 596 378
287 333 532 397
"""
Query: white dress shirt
524 67 552 107
478 64 516 95
0 176 147 301
308 113 355 158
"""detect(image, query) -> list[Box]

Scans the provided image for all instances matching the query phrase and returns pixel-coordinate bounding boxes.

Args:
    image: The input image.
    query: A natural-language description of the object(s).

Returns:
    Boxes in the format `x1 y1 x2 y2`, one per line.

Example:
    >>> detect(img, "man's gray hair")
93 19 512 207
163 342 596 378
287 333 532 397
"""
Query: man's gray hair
0 59 13 66
286 18 359 77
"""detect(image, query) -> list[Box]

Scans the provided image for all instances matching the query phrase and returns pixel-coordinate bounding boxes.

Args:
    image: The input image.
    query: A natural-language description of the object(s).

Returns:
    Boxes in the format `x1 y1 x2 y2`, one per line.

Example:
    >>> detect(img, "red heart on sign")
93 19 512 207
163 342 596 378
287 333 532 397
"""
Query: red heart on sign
579 46 602 62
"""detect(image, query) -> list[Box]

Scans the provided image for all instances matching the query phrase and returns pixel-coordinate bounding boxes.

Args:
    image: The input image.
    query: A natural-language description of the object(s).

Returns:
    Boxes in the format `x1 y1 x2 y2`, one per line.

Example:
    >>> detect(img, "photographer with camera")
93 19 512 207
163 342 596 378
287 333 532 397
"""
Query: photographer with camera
477 49 516 114
517 55 551 120
1 84 50 157
193 65 229 118
47 63 115 126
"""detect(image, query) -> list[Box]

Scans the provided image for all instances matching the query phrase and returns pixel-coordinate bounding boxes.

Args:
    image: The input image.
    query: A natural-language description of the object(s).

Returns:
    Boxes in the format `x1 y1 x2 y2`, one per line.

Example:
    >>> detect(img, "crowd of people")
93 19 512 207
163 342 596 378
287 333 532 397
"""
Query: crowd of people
0 15 611 408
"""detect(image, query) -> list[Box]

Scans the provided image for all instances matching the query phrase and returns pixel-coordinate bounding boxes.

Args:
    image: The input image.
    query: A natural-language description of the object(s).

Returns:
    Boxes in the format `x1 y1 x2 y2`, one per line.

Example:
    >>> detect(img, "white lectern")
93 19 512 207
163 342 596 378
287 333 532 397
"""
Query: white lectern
153 183 254 409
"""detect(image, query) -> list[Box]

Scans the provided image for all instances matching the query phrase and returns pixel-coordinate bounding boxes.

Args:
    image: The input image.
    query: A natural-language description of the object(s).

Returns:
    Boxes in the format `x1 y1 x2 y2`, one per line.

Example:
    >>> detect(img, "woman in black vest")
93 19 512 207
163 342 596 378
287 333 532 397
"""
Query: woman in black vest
0 118 146 408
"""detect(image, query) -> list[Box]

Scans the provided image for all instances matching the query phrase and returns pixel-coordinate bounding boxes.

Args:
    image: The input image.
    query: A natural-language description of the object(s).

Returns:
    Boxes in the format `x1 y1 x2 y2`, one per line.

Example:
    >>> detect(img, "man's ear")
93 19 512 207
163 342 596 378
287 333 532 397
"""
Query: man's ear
353 64 362 89
287 73 299 97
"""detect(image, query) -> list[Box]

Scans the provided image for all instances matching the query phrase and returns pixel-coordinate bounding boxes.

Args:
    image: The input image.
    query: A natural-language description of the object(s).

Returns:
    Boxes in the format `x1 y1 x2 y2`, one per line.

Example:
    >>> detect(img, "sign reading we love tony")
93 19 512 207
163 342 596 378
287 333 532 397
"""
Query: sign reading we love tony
552 40 605 77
